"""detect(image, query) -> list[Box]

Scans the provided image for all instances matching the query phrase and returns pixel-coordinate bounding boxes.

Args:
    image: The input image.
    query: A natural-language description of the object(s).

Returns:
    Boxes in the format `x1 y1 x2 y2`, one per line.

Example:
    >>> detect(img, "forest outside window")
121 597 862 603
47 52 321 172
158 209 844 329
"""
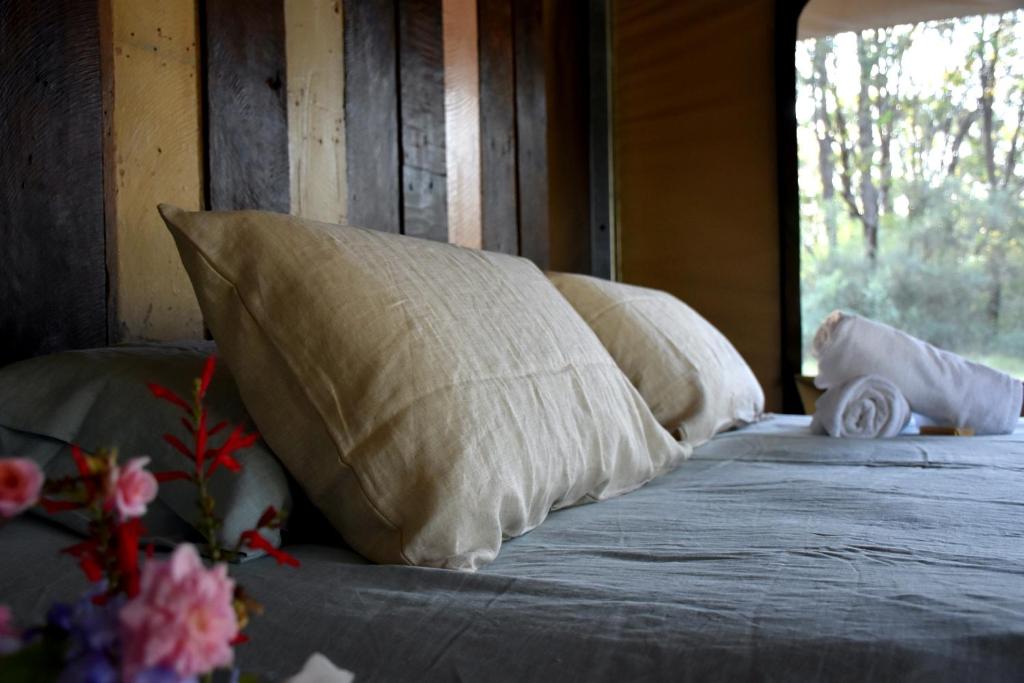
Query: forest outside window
796 9 1024 375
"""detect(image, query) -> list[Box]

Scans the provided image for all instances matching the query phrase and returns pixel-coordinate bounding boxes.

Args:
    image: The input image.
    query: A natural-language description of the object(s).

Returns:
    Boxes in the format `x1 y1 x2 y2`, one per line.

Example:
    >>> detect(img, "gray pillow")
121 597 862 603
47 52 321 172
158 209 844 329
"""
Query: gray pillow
0 342 291 558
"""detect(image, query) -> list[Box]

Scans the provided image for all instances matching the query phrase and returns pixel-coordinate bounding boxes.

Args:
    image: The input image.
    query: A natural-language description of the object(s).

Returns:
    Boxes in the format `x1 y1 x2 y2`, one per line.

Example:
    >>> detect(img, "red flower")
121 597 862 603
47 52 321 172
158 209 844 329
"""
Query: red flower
154 471 191 483
147 383 192 414
117 518 144 597
256 505 278 529
199 355 217 399
62 539 103 583
239 530 299 567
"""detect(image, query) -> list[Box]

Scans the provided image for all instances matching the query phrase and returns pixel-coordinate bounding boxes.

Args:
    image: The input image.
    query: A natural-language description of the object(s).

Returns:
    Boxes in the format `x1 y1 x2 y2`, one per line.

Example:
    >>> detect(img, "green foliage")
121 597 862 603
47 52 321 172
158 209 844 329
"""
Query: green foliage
797 11 1024 375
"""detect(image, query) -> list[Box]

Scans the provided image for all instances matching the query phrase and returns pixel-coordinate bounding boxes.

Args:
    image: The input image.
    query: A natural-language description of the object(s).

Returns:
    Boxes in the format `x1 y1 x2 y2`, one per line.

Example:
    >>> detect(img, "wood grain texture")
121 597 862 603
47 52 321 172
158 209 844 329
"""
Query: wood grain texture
105 0 205 342
399 0 448 241
343 0 401 232
545 0 590 274
476 0 518 255
442 0 482 249
612 0 783 409
204 0 289 212
0 0 107 364
285 0 347 225
513 0 549 268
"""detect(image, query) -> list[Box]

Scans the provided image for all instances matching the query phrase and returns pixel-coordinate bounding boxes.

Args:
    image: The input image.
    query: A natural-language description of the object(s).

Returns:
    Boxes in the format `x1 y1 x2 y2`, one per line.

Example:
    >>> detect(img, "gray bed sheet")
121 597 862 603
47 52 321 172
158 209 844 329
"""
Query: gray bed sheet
2 415 1023 681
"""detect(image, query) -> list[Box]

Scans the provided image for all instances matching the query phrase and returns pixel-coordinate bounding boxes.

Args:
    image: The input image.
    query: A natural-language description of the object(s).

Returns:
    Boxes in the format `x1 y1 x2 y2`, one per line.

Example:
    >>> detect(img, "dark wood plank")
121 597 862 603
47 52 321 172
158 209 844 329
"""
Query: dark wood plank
513 0 549 268
0 0 107 365
398 0 448 241
588 0 611 278
203 0 289 212
344 0 402 233
545 0 591 274
776 0 811 412
477 0 518 255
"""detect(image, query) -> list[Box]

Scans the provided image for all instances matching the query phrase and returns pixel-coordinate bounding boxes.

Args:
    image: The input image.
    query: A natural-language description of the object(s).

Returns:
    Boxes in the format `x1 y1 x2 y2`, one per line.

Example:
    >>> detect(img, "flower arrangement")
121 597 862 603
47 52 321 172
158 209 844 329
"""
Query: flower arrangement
0 356 301 682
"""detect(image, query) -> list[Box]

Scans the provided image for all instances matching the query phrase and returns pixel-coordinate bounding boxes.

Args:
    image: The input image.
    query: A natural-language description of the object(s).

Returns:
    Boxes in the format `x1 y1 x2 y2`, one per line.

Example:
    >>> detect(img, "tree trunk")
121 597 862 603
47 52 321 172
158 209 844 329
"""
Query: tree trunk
811 39 838 248
857 33 881 263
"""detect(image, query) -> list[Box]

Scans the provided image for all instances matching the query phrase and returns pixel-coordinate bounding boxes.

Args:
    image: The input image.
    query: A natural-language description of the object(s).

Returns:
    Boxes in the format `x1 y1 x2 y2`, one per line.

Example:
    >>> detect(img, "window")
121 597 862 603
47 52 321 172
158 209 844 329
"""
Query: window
796 10 1024 375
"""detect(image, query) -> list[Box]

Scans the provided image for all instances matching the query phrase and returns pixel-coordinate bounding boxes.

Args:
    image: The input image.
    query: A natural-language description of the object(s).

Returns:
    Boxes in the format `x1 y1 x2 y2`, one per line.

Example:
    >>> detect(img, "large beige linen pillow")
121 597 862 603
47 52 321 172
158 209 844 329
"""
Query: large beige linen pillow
548 273 764 446
159 205 688 570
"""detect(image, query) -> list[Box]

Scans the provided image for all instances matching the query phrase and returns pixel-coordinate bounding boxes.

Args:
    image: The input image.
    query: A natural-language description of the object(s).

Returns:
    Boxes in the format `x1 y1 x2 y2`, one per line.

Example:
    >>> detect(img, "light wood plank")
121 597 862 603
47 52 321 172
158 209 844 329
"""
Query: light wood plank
285 0 347 225
106 0 204 341
443 0 482 249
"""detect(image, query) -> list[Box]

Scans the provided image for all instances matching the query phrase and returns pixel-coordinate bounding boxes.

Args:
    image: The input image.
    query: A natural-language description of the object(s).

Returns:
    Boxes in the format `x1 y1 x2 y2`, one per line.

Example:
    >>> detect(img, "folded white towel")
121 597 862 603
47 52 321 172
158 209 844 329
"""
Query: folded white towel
813 311 1023 435
811 374 911 438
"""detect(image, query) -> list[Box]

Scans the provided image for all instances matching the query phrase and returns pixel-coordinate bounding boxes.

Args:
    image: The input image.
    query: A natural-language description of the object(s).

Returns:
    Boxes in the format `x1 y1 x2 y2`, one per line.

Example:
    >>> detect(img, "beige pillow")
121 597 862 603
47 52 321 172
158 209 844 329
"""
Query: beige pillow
548 273 764 446
159 205 688 570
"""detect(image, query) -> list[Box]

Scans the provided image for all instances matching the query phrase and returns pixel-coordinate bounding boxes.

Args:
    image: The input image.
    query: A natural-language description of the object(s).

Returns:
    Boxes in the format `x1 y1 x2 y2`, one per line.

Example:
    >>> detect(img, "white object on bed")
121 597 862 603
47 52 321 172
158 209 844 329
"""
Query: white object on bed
810 374 911 438
813 311 1022 435
283 653 355 683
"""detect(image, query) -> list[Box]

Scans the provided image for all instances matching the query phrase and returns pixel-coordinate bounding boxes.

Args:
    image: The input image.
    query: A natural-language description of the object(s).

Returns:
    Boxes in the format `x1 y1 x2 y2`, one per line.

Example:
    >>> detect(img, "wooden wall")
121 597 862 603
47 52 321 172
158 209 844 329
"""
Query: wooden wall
0 0 598 366
612 0 788 410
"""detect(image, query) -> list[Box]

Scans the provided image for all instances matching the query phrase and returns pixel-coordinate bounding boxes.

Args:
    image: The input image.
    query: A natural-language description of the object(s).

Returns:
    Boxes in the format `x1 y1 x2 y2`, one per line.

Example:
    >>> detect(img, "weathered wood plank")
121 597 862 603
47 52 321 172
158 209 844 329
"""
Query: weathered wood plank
204 0 290 212
476 0 518 255
105 0 205 342
513 0 549 268
285 0 347 225
343 0 401 233
443 0 482 249
0 0 107 364
399 0 448 241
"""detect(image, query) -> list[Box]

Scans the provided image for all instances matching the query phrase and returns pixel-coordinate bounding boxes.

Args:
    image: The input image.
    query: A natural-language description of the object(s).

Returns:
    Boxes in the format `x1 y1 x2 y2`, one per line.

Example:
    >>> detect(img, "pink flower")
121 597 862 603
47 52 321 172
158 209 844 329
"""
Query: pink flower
120 544 238 680
110 457 158 520
0 458 43 518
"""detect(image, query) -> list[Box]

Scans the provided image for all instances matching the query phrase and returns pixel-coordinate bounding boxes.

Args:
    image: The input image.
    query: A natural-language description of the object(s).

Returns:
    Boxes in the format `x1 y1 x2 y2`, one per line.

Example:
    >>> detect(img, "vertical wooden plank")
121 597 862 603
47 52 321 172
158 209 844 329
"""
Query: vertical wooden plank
776 0 811 412
0 0 107 364
588 0 612 279
612 0 783 409
513 0 549 268
443 0 482 249
476 0 518 255
545 0 591 274
105 0 205 342
344 0 401 232
398 0 448 241
285 0 347 225
204 0 289 212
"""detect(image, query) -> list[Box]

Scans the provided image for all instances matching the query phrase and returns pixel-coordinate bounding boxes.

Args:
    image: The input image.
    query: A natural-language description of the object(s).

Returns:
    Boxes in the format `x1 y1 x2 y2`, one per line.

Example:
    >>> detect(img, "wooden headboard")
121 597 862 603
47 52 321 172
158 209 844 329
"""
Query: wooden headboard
0 0 609 366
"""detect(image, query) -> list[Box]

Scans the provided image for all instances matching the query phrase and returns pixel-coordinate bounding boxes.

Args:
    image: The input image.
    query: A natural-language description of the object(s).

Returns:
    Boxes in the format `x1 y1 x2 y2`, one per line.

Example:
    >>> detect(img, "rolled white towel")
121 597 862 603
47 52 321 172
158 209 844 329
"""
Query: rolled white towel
811 374 911 438
813 311 1023 435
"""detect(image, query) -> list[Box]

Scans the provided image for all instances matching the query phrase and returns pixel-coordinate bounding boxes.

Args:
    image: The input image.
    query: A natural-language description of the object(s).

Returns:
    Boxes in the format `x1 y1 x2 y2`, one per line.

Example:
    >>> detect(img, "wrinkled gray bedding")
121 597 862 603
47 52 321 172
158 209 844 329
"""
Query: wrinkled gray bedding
3 415 1023 681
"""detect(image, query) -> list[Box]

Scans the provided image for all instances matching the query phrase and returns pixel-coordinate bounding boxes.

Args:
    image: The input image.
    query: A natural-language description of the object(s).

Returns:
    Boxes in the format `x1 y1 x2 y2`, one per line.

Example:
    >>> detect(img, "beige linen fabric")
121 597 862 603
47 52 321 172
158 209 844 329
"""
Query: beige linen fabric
159 205 688 570
549 273 764 447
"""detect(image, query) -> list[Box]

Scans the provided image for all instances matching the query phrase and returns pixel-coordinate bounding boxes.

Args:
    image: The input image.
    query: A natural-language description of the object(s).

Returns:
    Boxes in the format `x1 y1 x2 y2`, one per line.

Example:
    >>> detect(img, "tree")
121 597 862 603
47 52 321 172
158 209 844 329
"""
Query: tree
796 11 1024 373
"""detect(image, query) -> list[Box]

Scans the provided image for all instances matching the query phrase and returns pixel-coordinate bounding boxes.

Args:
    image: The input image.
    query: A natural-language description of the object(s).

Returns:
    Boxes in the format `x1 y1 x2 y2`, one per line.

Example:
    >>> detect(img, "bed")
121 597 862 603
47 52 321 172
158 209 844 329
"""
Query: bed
4 415 1022 681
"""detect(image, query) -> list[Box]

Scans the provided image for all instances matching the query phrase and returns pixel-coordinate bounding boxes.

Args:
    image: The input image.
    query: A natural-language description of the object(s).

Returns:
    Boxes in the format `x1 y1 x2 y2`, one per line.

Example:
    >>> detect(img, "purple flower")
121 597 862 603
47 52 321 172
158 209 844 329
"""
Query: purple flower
134 666 199 683
65 595 124 660
56 651 118 683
